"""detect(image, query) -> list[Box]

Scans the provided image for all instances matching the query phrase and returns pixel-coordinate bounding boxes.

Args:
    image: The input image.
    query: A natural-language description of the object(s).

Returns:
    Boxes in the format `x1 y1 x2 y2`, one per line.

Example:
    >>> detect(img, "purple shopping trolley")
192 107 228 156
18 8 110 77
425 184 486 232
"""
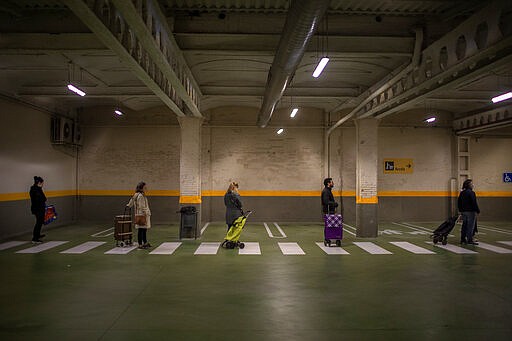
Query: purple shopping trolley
323 213 343 247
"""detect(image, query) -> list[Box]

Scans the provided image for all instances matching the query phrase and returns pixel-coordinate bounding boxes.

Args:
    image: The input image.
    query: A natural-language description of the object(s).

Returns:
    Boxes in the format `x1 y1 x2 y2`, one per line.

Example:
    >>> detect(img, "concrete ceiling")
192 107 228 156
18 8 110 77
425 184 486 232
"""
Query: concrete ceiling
0 0 511 134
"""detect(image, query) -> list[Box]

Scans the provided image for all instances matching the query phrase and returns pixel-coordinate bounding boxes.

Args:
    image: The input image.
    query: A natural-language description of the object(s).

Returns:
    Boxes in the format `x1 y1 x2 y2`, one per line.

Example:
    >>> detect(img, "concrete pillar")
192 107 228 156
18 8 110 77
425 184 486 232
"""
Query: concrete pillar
355 119 378 237
178 116 203 237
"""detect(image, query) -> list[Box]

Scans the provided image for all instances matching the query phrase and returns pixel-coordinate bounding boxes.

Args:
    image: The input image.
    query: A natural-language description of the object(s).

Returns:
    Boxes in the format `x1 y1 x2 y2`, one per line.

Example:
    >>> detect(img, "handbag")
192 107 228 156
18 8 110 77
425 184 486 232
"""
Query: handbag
135 215 147 226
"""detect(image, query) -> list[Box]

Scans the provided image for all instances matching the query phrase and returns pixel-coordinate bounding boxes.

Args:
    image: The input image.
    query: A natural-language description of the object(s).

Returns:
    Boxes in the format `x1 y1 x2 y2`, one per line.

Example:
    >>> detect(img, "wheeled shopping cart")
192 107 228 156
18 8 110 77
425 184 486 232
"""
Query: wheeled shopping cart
114 207 133 247
221 211 252 249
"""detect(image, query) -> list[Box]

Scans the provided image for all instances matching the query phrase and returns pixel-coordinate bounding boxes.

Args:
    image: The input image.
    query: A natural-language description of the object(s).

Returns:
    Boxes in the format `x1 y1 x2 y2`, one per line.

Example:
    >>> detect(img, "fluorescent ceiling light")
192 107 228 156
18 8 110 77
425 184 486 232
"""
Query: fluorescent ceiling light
277 128 284 135
67 84 86 97
114 110 124 116
312 57 329 78
290 108 298 118
491 91 512 103
425 117 436 123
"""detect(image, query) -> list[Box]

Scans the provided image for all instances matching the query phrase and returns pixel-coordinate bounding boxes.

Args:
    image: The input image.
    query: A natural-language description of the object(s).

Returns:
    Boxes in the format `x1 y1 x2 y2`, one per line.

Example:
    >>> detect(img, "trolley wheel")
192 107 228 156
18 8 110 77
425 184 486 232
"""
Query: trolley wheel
336 240 341 247
327 240 332 247
227 241 234 249
239 243 245 249
119 241 125 247
433 236 439 244
442 236 448 245
324 240 328 246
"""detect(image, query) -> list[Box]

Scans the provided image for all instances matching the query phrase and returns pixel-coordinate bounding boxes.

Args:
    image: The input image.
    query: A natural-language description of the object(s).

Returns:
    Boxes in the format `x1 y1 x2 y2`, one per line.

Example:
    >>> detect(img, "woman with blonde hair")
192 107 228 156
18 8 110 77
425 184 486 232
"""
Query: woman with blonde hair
224 181 243 230
127 181 152 249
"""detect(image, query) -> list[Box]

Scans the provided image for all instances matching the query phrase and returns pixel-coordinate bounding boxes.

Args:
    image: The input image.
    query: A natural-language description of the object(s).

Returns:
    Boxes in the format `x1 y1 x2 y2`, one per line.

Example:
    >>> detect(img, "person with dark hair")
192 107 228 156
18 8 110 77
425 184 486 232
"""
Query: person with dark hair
224 182 243 231
29 176 46 243
458 179 480 245
127 182 152 249
322 178 338 214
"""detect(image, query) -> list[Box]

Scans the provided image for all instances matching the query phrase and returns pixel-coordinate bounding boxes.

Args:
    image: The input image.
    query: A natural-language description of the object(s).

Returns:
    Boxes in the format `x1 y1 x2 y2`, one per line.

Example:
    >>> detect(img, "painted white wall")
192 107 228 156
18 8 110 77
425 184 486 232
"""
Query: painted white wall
0 98 76 194
471 137 512 191
79 126 180 191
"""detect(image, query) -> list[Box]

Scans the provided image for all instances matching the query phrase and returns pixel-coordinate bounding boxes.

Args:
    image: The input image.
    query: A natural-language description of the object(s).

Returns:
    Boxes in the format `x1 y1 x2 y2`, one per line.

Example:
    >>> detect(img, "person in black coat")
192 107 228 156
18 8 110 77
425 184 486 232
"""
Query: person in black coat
29 176 47 243
224 182 243 231
322 178 338 214
458 179 480 245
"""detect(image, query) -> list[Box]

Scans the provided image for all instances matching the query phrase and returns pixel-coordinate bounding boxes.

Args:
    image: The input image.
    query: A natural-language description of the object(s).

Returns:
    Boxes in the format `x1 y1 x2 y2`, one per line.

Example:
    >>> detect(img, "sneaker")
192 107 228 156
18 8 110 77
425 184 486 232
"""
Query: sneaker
144 243 151 248
137 245 145 250
467 241 479 245
31 239 43 244
39 234 46 239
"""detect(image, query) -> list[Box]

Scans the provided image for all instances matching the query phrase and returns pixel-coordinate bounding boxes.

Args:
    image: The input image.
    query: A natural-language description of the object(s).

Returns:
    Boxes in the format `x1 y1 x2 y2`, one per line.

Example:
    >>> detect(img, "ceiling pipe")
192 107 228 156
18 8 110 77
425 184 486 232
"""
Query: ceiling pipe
256 0 330 128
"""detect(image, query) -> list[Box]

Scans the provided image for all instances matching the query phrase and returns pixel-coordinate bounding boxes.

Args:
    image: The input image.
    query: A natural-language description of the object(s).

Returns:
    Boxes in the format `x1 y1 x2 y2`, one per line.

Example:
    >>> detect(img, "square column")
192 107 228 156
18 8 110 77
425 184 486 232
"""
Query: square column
178 117 203 236
355 119 378 237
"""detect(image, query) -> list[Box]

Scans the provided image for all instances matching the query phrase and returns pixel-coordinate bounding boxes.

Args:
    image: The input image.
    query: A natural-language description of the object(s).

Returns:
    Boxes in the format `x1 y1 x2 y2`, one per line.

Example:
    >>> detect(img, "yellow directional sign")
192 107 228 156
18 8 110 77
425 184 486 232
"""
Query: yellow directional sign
383 158 413 174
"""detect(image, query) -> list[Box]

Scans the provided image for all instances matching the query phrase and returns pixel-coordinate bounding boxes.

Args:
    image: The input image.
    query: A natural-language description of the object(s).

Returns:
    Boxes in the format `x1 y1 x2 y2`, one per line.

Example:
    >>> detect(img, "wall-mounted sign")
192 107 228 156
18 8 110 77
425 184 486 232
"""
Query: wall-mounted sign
384 158 413 174
504 173 512 183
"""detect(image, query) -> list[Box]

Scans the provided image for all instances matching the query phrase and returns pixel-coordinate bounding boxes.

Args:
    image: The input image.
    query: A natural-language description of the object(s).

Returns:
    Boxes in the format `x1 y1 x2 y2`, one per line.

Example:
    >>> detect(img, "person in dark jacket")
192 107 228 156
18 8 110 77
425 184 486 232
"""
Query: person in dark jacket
29 176 47 243
458 179 480 245
321 178 338 214
224 182 243 230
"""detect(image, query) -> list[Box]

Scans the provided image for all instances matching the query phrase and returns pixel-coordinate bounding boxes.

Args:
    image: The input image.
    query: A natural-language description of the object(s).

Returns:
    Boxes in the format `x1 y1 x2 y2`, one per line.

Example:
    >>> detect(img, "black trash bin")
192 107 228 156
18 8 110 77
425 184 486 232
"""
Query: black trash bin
178 206 198 239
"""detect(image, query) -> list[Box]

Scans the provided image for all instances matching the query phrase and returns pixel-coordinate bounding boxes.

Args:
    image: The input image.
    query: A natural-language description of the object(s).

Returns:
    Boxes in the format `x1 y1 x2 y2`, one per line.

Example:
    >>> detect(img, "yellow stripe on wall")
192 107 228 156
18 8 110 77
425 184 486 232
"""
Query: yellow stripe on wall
356 196 379 204
1 189 512 202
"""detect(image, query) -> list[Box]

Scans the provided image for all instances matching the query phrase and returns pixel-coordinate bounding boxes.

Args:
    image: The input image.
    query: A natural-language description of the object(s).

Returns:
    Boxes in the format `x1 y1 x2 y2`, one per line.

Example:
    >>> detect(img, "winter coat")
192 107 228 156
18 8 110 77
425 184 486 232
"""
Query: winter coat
458 188 480 214
30 185 46 214
127 192 151 229
224 192 243 226
321 187 338 214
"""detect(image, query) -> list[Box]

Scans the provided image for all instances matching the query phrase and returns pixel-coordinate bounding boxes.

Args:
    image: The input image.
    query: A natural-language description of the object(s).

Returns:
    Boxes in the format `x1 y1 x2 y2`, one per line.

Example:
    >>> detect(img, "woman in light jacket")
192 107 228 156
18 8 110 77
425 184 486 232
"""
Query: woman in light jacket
127 181 151 249
224 182 243 231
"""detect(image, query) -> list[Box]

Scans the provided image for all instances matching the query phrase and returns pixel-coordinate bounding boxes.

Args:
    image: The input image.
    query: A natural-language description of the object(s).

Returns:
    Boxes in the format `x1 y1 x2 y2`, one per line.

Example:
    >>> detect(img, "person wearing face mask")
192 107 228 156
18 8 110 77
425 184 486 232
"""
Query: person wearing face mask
321 178 339 214
458 179 480 245
29 176 47 244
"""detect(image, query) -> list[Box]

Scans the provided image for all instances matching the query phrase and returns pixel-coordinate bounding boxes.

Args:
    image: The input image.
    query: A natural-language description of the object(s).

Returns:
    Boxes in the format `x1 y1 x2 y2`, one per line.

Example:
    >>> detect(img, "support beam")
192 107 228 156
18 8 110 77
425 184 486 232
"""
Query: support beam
111 0 202 117
355 119 379 238
64 0 198 117
355 1 512 120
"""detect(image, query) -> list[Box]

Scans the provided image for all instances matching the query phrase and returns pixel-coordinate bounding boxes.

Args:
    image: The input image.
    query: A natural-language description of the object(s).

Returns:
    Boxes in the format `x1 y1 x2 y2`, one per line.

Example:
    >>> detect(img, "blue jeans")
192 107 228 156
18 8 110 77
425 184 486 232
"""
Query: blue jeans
461 211 477 242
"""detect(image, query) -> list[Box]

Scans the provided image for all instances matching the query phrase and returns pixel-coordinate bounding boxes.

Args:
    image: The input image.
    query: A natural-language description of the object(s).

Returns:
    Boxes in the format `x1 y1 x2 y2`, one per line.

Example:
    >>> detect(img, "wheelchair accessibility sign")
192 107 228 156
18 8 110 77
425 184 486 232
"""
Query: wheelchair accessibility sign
504 173 512 183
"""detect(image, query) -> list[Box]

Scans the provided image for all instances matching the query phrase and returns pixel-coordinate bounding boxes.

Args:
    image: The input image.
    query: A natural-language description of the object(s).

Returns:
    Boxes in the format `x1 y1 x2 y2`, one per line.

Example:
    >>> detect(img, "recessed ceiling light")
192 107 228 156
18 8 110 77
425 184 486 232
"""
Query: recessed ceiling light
67 84 86 97
425 117 436 123
312 57 329 78
114 110 124 116
277 128 284 135
491 91 512 103
290 108 298 118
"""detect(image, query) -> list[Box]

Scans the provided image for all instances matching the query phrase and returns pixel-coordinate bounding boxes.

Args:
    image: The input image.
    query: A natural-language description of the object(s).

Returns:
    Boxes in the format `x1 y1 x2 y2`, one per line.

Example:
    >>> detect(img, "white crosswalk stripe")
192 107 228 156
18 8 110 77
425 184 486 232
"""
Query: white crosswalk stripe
0 241 27 251
390 242 436 254
150 242 182 255
353 242 392 254
105 245 137 254
497 241 512 247
194 242 221 255
278 242 305 255
426 242 478 254
474 242 512 254
316 242 350 255
239 242 261 255
61 241 106 254
16 241 69 254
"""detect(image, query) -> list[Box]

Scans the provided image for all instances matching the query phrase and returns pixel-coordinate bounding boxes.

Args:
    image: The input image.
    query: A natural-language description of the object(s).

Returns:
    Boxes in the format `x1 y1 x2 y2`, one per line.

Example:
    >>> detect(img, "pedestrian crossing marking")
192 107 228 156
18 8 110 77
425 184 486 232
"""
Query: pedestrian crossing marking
426 242 478 254
0 241 27 251
497 241 512 247
474 242 512 254
105 245 137 254
16 241 69 254
278 242 305 255
239 242 261 255
353 242 392 254
150 242 182 255
389 242 436 254
194 242 220 255
315 242 350 255
61 241 106 254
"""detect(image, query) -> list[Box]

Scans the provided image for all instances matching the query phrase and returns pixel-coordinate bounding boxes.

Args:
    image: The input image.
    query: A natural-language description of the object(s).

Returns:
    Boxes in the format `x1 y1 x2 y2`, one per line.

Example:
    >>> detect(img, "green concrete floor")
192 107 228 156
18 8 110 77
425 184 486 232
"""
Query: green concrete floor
1 220 512 340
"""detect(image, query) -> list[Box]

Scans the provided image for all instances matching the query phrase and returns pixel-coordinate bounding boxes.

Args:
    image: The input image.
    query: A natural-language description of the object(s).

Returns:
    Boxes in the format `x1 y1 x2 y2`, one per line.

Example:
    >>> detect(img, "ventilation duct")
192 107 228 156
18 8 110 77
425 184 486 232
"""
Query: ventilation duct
256 0 330 128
